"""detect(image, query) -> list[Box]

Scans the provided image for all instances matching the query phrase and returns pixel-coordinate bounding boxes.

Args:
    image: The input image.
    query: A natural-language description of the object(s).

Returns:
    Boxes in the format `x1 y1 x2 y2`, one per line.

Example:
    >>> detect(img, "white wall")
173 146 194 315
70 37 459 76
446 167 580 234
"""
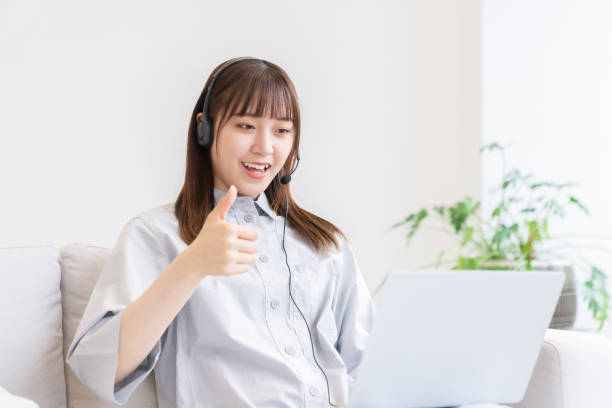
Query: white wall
381 0 482 292
0 0 482 292
483 0 612 335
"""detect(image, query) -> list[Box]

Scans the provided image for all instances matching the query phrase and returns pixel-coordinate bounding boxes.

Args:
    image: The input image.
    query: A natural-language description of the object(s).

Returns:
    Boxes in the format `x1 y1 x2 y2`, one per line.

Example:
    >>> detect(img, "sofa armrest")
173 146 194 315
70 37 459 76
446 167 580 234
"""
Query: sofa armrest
508 328 612 408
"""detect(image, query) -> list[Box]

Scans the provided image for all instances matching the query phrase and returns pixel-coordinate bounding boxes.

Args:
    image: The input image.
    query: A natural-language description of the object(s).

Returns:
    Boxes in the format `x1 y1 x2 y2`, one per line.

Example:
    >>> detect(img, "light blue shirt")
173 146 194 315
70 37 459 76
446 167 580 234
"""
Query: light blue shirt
66 188 376 407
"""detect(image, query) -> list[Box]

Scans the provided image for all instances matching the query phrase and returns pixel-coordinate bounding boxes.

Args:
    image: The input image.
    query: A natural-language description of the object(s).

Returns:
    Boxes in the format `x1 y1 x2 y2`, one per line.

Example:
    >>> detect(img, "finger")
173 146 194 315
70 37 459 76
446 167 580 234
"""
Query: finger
210 185 237 221
227 263 251 275
234 252 257 265
234 238 258 254
234 225 259 241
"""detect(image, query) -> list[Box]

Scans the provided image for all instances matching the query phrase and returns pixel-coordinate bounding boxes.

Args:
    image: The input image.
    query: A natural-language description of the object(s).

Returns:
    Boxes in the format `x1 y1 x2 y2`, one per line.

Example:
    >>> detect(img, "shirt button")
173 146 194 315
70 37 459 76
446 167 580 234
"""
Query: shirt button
270 298 280 309
308 386 319 397
244 214 254 222
284 345 295 356
259 254 269 263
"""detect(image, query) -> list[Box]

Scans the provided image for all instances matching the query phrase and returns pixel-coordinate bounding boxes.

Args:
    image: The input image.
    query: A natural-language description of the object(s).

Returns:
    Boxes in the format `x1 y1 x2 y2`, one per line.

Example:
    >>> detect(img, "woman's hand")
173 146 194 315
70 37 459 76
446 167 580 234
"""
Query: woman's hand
178 185 259 278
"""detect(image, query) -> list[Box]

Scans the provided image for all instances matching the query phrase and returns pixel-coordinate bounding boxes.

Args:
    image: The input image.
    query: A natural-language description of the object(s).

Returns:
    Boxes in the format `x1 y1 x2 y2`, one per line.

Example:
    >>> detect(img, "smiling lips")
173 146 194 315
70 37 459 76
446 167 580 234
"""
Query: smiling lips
242 161 270 170
241 161 270 179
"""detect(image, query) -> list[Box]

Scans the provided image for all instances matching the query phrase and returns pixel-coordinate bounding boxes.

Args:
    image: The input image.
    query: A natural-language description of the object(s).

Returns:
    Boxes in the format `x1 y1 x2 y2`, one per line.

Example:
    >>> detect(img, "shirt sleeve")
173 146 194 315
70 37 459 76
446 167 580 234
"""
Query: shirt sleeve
331 238 377 399
65 216 169 405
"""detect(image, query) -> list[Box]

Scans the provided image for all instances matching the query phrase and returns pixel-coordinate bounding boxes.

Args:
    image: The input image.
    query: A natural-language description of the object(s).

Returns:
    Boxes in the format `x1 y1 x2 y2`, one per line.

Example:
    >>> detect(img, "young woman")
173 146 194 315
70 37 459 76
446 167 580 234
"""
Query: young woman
66 57 376 407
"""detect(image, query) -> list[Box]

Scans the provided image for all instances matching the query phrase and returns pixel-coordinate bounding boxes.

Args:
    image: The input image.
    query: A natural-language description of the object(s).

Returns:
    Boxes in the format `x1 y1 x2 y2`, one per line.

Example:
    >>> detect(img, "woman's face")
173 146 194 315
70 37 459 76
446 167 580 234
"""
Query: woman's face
197 112 295 200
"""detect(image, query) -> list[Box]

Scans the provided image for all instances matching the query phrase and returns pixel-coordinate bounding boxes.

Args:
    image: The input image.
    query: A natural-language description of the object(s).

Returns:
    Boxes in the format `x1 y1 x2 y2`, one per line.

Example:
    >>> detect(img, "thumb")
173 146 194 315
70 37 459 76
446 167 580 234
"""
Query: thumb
212 185 237 221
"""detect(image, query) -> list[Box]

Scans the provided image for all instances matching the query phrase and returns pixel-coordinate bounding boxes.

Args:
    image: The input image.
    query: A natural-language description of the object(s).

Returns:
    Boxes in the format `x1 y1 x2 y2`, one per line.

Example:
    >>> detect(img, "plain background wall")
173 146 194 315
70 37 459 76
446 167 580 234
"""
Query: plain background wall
0 0 482 292
483 0 612 336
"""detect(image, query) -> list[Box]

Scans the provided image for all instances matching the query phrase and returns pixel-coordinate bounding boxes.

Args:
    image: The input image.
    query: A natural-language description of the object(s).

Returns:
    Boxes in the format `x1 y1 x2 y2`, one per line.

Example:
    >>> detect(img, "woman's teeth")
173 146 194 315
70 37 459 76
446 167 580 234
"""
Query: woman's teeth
242 162 270 171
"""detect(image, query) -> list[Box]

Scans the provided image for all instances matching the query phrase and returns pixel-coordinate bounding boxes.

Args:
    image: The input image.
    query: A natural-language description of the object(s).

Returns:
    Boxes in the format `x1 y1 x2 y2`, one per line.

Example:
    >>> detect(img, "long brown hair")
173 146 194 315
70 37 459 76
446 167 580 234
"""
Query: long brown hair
175 57 346 253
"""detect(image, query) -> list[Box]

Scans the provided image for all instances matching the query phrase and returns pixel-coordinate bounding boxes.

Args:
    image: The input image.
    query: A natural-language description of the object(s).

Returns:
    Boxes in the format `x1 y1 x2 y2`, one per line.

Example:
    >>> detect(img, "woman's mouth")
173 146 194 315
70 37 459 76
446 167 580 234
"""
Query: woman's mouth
241 161 271 179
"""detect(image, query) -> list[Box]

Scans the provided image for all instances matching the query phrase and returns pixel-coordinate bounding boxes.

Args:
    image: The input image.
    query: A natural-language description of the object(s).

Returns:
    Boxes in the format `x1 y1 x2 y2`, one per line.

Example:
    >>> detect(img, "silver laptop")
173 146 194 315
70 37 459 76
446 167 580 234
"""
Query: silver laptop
349 269 565 408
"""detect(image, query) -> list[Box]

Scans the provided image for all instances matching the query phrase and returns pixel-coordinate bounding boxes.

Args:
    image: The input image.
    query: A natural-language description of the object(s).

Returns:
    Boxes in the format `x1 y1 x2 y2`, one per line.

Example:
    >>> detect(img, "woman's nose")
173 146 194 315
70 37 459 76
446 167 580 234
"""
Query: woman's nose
253 130 274 153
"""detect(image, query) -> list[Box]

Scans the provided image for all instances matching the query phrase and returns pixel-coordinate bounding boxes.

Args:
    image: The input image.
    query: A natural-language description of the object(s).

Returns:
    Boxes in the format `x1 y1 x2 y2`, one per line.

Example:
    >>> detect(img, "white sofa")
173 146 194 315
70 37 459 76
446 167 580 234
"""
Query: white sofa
1 244 612 407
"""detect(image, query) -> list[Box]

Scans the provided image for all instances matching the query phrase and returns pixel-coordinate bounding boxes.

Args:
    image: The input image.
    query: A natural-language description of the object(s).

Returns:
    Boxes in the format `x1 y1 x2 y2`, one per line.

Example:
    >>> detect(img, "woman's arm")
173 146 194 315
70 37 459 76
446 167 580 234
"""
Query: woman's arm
114 252 201 384
67 186 257 403
332 240 377 397
116 185 258 384
65 215 172 404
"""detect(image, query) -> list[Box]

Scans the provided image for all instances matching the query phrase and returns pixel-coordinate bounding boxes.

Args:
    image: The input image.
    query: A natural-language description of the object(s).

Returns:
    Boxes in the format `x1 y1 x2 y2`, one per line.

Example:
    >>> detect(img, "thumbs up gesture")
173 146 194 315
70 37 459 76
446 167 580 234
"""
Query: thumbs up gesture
179 185 260 278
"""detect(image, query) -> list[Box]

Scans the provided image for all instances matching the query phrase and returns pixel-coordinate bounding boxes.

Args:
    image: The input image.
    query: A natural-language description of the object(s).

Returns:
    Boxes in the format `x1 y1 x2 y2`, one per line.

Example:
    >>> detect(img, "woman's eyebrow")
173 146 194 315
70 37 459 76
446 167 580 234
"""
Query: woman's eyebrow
237 113 293 122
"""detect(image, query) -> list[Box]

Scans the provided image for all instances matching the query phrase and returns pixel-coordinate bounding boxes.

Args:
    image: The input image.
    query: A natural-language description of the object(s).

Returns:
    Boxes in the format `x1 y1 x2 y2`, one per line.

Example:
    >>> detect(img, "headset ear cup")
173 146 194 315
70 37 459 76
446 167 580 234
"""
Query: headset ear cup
197 117 212 148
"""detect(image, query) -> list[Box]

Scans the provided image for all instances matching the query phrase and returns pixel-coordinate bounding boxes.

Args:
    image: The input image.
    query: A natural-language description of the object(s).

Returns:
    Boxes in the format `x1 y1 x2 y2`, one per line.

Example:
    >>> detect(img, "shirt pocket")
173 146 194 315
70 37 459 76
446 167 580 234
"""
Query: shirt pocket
290 257 340 346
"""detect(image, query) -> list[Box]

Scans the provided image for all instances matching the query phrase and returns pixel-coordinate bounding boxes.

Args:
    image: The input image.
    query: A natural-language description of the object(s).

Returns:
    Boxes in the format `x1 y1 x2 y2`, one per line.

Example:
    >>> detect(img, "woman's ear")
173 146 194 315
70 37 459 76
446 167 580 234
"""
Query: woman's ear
196 112 203 122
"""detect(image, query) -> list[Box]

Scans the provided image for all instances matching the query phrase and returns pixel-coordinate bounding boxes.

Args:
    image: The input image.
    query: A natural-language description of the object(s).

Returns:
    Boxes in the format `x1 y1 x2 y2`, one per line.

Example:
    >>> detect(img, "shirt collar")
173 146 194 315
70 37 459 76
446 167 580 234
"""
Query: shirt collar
213 187 274 218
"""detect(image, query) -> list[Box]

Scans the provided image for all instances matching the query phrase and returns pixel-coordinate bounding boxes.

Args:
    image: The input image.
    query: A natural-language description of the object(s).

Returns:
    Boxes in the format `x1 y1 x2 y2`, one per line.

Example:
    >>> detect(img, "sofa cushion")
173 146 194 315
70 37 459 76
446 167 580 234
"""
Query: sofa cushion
0 384 40 408
509 328 612 407
60 243 158 407
0 246 67 408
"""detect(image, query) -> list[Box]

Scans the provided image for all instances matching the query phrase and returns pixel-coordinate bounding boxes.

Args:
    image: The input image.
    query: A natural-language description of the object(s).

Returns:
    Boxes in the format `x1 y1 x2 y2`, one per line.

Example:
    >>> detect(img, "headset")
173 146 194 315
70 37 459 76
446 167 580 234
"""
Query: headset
197 57 339 406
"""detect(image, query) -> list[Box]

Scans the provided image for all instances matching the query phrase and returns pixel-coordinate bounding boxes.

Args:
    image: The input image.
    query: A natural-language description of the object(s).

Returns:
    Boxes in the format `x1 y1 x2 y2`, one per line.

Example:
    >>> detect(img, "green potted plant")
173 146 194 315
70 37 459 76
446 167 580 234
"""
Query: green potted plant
381 142 610 332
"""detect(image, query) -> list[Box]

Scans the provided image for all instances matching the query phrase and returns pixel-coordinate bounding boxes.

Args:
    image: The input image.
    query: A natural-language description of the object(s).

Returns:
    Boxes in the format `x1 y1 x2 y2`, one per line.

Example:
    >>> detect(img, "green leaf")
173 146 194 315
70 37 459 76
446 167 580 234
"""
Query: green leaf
529 182 550 189
582 266 610 331
433 206 446 216
391 212 417 229
394 208 429 245
449 197 476 233
471 201 481 213
502 169 521 189
530 181 578 190
502 169 533 190
543 198 567 218
569 196 590 215
461 226 474 246
491 202 505 218
491 224 516 247
479 142 504 153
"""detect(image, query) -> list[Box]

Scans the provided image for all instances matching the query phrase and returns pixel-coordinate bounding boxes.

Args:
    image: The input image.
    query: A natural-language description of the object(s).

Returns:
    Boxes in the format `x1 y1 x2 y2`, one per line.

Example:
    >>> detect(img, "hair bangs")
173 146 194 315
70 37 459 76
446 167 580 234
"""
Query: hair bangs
217 72 297 133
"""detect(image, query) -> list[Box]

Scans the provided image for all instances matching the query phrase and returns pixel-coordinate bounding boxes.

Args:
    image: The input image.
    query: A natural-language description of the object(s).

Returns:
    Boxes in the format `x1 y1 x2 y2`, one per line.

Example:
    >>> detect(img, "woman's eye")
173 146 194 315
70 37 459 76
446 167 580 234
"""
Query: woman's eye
237 124 291 134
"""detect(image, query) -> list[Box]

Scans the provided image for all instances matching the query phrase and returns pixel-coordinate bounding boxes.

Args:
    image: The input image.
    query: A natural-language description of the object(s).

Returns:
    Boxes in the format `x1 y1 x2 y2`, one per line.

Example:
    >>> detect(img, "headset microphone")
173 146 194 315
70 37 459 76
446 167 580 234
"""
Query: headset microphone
280 155 300 185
